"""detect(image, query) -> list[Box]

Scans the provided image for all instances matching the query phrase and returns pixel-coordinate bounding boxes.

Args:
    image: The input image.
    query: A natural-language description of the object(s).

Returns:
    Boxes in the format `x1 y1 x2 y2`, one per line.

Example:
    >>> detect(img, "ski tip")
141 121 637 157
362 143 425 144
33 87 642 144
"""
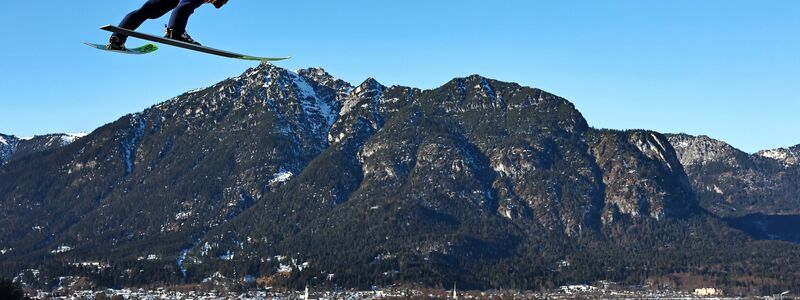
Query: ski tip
239 55 292 62
266 56 292 62
83 41 159 55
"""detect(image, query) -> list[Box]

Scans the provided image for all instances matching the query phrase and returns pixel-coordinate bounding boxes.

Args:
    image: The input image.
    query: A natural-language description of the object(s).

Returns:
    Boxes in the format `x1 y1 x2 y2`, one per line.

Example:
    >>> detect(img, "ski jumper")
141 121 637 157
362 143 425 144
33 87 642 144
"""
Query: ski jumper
116 0 206 44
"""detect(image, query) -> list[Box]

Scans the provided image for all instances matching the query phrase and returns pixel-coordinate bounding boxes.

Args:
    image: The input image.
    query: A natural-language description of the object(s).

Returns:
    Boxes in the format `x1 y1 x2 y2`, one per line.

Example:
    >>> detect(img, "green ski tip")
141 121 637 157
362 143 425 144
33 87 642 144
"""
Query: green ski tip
238 55 292 62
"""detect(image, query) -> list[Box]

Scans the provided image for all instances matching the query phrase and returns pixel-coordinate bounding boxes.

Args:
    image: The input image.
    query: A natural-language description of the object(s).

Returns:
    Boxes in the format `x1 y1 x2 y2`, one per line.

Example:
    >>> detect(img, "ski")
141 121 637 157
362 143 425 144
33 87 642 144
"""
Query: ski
84 42 159 55
99 25 290 62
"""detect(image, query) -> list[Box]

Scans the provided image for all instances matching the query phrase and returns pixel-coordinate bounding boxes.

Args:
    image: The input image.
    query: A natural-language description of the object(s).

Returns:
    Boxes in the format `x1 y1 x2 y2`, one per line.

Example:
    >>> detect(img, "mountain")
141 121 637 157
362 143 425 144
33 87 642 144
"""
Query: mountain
756 145 800 167
1 64 798 293
0 133 86 166
667 134 800 217
0 134 16 165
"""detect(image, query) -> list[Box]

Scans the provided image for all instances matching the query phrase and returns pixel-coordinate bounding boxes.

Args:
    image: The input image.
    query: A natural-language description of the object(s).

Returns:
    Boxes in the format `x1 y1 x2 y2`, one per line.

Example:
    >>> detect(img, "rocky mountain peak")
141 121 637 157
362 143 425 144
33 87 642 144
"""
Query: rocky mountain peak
667 133 747 168
297 67 353 97
352 78 385 97
591 130 695 224
438 75 508 104
756 146 800 166
0 133 86 166
328 78 387 145
667 133 800 217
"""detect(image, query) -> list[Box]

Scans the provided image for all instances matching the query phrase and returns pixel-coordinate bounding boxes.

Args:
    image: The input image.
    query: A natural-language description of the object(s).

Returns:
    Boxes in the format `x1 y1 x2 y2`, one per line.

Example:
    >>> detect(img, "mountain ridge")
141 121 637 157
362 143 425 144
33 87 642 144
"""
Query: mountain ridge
667 133 800 217
0 133 87 166
1 63 798 293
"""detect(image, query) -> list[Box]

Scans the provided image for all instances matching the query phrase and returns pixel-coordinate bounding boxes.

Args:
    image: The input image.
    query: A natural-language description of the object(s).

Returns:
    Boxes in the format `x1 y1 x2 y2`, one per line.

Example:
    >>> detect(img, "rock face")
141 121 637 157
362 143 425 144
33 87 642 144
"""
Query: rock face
756 146 800 167
0 134 18 165
667 134 800 217
0 63 798 291
589 131 695 224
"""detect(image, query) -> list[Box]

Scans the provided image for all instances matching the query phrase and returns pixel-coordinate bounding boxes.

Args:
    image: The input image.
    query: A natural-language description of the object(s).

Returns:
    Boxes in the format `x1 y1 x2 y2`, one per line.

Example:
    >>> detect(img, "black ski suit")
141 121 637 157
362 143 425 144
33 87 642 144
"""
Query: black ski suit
116 0 207 43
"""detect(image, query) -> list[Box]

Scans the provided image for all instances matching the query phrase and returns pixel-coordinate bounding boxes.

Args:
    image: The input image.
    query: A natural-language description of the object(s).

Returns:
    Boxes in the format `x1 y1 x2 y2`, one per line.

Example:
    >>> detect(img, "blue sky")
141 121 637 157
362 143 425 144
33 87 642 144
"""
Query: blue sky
0 1 797 152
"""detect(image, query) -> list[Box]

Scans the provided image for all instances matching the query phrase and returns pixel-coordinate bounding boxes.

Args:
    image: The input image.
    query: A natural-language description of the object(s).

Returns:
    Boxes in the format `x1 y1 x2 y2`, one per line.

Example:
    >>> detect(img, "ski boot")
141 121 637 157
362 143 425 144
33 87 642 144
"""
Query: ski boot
165 27 201 46
107 34 127 51
212 0 228 9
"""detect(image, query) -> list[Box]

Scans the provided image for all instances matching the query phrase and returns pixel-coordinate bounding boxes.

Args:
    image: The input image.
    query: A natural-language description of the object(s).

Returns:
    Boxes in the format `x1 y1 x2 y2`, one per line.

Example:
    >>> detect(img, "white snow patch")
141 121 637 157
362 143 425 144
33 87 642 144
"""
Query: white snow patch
270 170 294 185
329 132 347 144
51 245 73 254
175 211 192 221
290 72 338 129
711 185 724 194
757 148 800 166
763 150 787 160
278 263 293 273
492 163 510 177
634 137 672 171
501 209 512 220
291 73 317 100
202 272 226 283
60 132 88 145
185 87 205 94
177 249 189 277
759 149 788 160
651 133 667 150
200 241 213 256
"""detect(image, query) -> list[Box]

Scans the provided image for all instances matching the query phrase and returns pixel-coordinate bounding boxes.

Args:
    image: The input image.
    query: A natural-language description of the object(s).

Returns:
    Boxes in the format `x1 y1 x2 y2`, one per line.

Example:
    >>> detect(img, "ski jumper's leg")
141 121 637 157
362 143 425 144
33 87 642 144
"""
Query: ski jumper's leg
167 0 206 34
116 0 180 43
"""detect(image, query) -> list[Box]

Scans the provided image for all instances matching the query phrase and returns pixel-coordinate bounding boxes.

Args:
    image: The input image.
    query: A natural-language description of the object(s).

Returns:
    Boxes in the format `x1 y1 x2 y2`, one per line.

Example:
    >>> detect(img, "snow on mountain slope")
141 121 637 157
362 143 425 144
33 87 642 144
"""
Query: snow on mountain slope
668 133 800 217
756 146 800 166
0 134 19 165
0 133 87 166
1 64 798 292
